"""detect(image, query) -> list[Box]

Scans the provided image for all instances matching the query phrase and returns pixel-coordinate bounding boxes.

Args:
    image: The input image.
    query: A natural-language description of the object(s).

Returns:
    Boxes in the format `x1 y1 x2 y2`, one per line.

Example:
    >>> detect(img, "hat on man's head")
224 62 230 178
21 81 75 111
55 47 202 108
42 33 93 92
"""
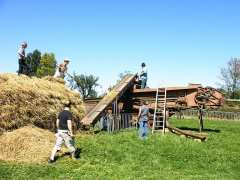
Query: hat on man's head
141 62 146 67
64 58 70 62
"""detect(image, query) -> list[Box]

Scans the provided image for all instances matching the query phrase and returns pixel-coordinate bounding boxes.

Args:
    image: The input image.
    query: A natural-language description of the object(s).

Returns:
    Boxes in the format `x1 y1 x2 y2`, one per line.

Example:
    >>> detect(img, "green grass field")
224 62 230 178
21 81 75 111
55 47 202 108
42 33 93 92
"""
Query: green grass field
0 118 240 180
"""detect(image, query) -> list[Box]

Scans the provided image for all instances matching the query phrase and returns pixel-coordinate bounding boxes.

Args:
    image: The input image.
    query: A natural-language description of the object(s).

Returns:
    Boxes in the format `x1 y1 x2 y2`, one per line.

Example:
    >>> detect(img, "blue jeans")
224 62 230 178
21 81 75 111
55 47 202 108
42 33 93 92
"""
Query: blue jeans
139 121 148 139
141 78 147 89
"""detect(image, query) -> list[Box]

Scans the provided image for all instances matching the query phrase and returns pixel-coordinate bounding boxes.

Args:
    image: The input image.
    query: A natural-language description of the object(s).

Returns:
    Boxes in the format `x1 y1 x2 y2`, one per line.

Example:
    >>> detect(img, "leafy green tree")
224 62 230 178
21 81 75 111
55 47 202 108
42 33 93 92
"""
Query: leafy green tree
37 53 57 77
25 49 41 76
71 74 99 100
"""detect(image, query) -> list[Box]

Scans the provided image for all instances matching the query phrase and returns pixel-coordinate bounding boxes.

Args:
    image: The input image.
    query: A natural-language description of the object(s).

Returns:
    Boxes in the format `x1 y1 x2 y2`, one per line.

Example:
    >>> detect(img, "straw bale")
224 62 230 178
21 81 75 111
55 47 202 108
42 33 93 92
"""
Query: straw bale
0 73 85 132
0 126 57 163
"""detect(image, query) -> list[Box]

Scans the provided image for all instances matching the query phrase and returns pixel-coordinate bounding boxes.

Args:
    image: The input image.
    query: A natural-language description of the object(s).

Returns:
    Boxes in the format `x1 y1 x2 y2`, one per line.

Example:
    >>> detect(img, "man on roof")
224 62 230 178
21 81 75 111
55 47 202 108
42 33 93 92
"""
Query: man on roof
137 62 148 89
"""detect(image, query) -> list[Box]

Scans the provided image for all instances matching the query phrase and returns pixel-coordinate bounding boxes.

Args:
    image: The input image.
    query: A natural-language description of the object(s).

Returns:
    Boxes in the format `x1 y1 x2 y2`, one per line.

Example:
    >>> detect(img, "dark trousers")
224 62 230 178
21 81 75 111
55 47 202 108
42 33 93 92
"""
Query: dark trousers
18 59 27 75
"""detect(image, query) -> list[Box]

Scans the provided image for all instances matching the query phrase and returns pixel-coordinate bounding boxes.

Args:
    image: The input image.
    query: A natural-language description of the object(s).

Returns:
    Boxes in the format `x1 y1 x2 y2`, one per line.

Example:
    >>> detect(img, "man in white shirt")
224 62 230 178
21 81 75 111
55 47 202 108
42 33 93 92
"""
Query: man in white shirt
138 62 148 89
17 42 28 75
54 59 70 78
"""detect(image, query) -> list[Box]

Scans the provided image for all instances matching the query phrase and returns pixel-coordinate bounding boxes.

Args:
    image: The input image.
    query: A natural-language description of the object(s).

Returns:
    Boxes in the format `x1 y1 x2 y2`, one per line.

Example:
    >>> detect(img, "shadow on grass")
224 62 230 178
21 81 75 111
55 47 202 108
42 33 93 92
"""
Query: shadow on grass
177 126 221 133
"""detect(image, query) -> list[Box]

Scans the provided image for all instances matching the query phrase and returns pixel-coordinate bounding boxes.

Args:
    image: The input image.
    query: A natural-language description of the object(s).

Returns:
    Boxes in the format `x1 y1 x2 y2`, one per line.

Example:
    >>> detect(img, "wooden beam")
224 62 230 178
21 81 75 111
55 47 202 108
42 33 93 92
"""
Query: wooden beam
167 124 206 141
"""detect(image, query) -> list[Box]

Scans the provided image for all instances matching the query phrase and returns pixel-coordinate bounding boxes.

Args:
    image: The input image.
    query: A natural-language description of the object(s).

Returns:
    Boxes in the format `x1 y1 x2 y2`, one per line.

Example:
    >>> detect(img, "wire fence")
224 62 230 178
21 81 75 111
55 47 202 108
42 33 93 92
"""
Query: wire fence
174 109 240 121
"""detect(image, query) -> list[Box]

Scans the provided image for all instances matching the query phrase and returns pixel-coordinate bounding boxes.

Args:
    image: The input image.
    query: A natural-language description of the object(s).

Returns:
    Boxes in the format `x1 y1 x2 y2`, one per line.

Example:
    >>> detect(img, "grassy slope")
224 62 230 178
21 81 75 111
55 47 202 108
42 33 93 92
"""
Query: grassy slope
0 118 240 180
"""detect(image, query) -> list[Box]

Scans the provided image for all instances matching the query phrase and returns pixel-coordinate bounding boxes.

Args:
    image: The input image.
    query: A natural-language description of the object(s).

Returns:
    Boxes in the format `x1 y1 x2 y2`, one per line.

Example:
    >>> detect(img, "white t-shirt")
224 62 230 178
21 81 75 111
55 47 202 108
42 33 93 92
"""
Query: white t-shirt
139 67 148 80
17 47 25 59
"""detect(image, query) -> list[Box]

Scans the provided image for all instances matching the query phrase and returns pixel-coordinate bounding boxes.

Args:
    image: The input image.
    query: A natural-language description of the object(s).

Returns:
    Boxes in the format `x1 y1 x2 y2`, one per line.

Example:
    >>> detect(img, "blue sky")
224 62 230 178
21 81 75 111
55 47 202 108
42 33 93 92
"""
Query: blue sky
0 0 240 93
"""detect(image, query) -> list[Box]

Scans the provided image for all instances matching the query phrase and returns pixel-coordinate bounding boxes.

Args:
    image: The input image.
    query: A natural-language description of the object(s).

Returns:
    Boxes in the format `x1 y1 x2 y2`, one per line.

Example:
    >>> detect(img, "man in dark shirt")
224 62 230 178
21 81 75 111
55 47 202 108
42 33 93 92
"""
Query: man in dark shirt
49 103 76 163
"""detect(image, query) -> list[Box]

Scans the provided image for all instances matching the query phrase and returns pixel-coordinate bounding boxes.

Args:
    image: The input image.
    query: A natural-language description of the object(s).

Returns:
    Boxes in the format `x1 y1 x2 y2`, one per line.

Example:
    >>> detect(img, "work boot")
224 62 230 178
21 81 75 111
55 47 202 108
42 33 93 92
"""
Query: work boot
71 151 77 160
48 158 55 164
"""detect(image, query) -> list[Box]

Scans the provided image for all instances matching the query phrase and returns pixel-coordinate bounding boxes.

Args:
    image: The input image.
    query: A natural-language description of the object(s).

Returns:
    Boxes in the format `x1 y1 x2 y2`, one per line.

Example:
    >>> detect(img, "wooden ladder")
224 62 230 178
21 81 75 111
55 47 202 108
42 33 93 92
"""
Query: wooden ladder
152 88 167 134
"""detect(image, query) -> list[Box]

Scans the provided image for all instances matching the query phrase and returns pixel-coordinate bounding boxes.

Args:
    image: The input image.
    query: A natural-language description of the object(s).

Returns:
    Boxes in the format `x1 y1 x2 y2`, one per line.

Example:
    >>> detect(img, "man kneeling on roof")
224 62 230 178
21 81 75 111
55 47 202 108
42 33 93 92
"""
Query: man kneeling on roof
54 59 70 79
49 102 76 163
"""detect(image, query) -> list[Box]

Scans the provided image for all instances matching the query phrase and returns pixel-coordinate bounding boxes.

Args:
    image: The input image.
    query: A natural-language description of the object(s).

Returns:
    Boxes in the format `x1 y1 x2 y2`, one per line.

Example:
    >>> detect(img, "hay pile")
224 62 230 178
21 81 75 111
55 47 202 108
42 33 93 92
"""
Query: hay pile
0 73 85 133
0 126 55 162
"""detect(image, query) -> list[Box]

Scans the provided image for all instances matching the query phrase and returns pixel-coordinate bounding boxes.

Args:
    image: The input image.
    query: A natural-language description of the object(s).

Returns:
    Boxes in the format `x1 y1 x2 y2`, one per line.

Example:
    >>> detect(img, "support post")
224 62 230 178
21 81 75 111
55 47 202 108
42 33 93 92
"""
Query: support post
198 105 204 132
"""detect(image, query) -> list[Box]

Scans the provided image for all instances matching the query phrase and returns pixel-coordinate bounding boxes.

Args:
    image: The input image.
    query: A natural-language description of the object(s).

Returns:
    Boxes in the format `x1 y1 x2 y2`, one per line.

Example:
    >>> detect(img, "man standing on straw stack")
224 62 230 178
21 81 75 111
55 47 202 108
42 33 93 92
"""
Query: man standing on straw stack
49 102 76 163
17 42 28 75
